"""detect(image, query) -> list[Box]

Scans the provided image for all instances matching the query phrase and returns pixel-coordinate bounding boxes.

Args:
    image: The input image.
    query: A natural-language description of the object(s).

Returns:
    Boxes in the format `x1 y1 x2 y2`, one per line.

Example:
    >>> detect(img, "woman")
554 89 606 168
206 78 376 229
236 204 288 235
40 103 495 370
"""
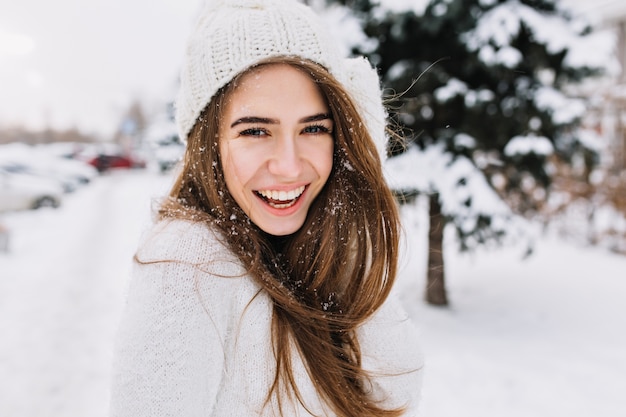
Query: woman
110 1 423 416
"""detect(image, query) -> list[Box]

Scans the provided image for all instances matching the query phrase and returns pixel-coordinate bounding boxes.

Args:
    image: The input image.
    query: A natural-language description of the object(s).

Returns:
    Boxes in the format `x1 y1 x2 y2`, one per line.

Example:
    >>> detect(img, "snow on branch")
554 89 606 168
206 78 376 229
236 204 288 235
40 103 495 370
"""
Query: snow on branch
462 1 615 71
371 0 429 17
504 133 554 157
384 143 527 249
384 144 511 219
534 86 585 125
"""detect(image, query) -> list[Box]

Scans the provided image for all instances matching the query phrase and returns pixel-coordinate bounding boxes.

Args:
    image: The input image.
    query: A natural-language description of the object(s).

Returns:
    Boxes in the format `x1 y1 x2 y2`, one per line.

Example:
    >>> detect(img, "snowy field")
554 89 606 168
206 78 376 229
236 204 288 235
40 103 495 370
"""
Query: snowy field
0 170 624 417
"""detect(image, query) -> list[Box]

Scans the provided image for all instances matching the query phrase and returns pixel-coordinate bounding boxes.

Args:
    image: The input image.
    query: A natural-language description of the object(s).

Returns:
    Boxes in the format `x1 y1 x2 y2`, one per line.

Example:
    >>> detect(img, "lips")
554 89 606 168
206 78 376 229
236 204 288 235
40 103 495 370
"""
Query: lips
255 185 306 209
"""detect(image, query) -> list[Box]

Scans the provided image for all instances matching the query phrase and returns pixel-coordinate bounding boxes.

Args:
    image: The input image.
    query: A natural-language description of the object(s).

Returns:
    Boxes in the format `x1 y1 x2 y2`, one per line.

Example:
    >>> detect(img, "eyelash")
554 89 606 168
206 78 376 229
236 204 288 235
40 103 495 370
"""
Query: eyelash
239 127 268 137
303 124 332 134
239 124 332 137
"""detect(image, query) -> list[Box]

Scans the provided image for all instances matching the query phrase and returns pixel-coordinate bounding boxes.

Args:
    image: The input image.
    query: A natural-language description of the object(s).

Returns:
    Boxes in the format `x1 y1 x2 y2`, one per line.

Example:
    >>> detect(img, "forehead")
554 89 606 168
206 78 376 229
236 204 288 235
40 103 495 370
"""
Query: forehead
223 63 329 117
237 62 308 82
231 63 315 93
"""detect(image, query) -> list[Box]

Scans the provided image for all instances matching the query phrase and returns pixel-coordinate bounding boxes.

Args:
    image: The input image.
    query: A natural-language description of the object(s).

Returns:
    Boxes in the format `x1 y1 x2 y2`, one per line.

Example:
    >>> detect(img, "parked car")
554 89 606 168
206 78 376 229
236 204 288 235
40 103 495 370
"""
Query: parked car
0 161 78 193
152 140 185 173
144 118 185 173
0 168 63 212
0 222 9 252
0 143 98 192
86 153 146 173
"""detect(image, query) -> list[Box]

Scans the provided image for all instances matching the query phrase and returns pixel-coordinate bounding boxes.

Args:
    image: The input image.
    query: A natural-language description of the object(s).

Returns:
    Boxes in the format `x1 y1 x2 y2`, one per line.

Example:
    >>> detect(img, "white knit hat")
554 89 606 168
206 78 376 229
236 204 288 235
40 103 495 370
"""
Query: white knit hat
176 0 388 158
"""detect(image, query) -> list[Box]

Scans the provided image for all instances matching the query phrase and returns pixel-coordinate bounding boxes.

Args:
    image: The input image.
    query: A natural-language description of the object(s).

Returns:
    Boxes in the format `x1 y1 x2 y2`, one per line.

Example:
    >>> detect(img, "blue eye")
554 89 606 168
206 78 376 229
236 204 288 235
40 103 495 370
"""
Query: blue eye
240 127 268 137
303 124 331 134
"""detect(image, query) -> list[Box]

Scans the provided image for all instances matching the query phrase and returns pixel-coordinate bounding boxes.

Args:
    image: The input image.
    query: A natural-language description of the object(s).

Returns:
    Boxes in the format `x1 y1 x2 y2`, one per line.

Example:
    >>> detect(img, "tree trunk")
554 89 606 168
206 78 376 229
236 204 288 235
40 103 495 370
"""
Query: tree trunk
426 193 448 306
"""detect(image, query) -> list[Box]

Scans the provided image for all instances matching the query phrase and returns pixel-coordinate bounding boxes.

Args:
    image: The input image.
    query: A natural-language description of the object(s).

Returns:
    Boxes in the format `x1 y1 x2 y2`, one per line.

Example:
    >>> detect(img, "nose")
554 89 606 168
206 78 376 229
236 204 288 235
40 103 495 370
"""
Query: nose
267 135 302 179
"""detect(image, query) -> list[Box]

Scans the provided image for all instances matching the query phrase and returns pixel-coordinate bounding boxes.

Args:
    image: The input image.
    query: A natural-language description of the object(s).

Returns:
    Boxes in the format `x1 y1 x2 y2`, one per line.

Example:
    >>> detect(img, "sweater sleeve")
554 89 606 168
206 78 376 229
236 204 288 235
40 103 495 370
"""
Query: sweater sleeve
357 293 424 416
109 220 245 417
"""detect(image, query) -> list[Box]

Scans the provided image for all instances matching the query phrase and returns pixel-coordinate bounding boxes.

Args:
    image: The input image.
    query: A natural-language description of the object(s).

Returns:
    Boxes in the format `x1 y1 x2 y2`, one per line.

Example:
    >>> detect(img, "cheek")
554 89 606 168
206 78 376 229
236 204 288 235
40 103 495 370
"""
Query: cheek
220 142 257 191
315 140 334 182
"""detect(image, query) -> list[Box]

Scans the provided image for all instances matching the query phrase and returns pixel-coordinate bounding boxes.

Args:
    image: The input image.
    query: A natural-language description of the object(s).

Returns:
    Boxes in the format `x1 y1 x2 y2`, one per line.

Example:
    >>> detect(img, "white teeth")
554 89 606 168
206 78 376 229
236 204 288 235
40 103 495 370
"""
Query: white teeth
258 186 305 203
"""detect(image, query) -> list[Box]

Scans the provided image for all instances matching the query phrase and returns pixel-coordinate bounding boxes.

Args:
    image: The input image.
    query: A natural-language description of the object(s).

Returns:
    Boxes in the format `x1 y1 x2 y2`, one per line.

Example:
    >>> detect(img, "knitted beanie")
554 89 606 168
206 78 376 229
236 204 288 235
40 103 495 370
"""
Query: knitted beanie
176 0 388 158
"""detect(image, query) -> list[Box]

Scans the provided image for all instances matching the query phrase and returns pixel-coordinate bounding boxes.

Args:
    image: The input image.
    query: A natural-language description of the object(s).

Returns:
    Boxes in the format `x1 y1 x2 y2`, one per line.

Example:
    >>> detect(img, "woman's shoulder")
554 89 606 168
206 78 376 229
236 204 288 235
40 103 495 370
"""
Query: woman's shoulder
128 218 255 308
146 216 221 242
136 218 241 270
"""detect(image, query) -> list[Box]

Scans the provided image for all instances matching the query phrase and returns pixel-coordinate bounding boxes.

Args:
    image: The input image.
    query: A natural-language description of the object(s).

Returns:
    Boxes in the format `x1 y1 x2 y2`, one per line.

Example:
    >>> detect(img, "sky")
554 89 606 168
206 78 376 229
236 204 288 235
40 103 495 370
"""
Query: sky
0 0 622 139
0 0 201 137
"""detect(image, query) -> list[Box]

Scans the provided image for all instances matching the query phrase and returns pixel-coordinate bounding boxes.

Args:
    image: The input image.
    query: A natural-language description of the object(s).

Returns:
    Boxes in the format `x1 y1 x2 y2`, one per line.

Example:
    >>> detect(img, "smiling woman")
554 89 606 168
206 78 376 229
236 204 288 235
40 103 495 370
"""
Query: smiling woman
219 63 335 237
109 1 423 416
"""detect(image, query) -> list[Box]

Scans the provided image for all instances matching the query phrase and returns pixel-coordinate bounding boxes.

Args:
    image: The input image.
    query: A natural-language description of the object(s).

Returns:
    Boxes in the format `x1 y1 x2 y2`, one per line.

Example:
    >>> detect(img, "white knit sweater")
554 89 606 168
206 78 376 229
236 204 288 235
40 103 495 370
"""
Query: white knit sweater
109 219 423 416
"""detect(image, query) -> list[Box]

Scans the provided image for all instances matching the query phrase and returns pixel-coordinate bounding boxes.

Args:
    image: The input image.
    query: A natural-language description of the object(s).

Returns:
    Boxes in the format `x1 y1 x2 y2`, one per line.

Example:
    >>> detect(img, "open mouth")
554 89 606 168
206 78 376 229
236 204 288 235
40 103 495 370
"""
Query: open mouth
255 185 306 209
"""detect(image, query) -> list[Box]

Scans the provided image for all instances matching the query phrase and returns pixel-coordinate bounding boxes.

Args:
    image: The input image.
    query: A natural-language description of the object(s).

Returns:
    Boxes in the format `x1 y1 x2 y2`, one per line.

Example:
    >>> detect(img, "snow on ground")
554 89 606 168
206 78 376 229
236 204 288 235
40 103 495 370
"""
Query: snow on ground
397 200 626 416
1 170 625 417
0 171 173 417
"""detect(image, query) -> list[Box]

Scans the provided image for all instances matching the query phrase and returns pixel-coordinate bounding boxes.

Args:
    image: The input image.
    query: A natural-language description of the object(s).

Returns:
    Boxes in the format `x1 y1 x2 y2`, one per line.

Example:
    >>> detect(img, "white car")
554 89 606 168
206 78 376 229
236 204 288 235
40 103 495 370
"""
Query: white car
0 168 63 212
0 143 98 192
144 118 186 173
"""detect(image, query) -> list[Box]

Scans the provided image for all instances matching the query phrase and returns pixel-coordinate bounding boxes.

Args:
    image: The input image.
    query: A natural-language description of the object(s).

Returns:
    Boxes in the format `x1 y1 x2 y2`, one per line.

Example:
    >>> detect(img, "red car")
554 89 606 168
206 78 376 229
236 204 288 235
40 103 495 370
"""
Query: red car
87 154 146 173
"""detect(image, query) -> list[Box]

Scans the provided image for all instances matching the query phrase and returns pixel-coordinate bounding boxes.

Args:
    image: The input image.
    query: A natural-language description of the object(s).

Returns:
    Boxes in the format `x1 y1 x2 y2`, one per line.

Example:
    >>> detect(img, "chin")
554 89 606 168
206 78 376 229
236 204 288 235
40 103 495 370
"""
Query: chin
257 218 306 237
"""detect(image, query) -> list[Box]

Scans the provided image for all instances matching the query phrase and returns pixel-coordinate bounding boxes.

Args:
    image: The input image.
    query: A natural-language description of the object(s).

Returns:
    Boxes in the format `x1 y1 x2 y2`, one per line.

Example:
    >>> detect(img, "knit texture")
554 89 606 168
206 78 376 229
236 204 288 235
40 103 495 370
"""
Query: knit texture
175 0 389 158
110 219 423 416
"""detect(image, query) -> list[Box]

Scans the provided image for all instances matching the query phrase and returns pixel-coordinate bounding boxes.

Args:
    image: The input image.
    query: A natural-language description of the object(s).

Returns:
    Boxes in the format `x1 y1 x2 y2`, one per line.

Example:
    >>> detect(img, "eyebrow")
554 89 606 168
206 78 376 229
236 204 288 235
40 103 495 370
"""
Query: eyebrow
230 113 332 128
301 113 333 123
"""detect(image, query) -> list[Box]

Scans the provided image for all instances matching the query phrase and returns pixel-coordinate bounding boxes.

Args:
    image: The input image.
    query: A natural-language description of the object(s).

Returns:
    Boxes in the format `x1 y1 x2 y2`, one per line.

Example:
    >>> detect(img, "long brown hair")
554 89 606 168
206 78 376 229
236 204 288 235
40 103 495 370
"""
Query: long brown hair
160 56 403 416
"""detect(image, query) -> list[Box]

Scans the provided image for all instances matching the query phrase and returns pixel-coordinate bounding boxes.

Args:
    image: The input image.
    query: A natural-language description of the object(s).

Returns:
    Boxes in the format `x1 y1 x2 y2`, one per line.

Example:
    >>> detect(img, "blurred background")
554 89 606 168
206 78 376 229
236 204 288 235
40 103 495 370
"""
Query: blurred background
1 0 625 416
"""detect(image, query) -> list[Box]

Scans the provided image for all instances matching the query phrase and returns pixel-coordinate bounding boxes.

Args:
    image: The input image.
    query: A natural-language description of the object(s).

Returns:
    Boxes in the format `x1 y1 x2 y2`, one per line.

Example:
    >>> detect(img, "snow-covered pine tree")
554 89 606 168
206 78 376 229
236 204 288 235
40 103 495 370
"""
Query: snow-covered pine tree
321 0 612 305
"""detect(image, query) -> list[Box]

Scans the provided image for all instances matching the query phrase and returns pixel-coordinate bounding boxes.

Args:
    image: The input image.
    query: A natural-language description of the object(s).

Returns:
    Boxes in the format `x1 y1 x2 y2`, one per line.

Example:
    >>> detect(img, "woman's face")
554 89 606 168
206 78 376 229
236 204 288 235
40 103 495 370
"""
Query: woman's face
219 64 334 236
